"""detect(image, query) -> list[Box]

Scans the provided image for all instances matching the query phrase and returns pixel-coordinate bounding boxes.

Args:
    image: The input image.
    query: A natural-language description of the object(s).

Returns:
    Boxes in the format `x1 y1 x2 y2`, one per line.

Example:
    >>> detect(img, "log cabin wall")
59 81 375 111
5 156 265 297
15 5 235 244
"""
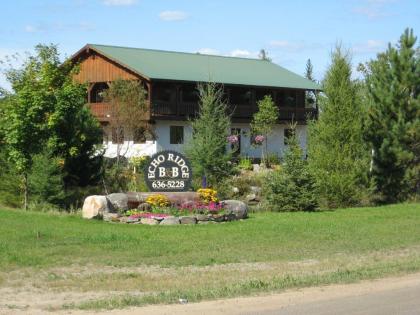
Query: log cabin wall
73 53 139 83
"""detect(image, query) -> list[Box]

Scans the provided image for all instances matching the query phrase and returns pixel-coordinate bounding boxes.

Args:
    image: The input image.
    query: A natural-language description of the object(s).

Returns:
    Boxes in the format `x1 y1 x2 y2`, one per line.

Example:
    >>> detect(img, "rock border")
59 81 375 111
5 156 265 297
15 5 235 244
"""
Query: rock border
82 193 248 225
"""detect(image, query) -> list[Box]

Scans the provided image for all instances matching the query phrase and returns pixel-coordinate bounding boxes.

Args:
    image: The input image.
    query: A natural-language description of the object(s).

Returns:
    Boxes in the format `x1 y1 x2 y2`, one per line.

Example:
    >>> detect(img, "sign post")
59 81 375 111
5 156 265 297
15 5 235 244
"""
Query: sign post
144 150 192 192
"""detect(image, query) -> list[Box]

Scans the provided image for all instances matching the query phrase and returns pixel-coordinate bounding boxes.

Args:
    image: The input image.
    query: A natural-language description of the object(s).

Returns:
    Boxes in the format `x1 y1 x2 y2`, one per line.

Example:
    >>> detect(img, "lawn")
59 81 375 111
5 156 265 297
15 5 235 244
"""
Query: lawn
1 203 420 311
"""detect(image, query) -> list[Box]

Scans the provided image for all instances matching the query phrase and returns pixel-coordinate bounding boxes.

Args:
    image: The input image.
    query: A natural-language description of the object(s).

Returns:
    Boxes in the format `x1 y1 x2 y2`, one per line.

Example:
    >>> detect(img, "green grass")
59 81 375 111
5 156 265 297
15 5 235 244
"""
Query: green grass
1 203 420 270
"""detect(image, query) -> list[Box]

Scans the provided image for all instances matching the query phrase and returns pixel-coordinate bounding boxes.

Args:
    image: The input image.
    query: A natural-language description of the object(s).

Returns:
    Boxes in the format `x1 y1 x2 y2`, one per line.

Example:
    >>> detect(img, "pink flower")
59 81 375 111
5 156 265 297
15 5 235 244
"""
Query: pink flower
254 135 265 144
227 135 239 144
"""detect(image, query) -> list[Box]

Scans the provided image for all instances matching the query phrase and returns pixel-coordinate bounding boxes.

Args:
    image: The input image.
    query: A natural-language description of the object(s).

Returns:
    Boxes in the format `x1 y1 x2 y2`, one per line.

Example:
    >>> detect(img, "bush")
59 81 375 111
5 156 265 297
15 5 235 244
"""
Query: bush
264 126 317 211
0 150 22 207
238 157 253 171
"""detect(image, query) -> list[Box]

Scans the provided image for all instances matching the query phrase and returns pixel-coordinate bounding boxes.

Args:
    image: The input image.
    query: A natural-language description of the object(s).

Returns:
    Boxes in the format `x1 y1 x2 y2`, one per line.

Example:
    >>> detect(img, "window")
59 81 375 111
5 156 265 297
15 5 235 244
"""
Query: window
229 88 252 105
284 128 295 145
112 127 124 144
180 85 199 103
170 126 184 144
90 82 108 103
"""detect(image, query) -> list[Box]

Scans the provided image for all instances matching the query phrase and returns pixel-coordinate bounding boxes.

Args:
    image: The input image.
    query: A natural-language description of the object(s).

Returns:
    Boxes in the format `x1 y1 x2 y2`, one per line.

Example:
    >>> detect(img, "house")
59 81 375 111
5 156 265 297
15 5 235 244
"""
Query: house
71 44 320 159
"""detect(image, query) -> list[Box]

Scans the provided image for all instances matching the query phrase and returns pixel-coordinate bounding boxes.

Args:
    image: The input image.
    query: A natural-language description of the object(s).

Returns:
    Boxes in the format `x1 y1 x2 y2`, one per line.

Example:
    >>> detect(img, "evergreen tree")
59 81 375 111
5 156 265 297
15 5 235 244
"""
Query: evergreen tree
259 49 272 61
363 28 420 202
185 83 232 186
251 95 279 166
264 124 317 211
304 59 317 108
308 46 370 208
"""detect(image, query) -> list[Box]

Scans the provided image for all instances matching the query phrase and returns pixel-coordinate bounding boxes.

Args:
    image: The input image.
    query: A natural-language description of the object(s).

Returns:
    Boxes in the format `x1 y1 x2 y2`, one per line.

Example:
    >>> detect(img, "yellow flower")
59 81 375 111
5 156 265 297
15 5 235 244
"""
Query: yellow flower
197 188 218 204
146 194 170 207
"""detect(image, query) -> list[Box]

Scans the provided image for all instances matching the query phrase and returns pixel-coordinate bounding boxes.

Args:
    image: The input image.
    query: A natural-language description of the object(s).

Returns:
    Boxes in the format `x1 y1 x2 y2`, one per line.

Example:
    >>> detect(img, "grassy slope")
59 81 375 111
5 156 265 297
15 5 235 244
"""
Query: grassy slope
1 203 420 270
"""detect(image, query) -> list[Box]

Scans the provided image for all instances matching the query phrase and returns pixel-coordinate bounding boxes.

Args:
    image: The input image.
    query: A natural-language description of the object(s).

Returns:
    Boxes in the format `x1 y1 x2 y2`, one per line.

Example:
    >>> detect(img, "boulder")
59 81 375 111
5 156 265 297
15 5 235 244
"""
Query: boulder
82 195 113 219
160 217 180 225
222 200 248 219
140 218 159 225
232 187 240 194
137 202 152 212
180 216 197 225
107 193 129 212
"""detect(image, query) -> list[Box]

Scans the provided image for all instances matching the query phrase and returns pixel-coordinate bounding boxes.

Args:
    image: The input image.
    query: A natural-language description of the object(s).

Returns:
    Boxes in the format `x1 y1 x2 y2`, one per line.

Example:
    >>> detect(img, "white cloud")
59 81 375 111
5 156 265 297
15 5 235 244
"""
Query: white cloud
229 49 257 58
159 10 188 21
196 48 220 55
352 0 398 19
25 25 42 33
102 0 137 6
353 39 386 54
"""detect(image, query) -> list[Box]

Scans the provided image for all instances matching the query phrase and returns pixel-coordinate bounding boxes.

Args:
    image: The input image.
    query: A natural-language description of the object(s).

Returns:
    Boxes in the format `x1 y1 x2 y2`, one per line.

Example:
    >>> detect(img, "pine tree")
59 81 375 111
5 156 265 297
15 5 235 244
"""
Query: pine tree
185 83 232 186
264 124 317 211
308 46 370 208
363 28 420 202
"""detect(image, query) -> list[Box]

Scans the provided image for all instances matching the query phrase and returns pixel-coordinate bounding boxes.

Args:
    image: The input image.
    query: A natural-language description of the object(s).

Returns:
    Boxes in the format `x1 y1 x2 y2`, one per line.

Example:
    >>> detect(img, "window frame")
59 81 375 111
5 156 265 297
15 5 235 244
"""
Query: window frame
169 125 184 145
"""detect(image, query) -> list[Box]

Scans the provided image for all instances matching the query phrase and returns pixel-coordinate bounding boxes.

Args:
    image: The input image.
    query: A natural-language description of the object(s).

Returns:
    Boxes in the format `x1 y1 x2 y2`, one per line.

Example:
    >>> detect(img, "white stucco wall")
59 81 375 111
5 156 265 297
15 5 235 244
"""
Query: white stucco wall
102 120 307 159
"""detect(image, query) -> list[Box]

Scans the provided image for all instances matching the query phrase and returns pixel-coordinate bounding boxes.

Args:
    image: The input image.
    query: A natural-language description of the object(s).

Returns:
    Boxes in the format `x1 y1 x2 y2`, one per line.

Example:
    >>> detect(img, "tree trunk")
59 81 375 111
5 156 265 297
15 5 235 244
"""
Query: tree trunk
23 173 28 211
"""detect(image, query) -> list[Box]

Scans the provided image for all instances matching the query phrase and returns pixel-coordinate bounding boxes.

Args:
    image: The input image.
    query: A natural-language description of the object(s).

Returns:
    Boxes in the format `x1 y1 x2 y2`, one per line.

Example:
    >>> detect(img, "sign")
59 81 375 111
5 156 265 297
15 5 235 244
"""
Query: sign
145 150 192 192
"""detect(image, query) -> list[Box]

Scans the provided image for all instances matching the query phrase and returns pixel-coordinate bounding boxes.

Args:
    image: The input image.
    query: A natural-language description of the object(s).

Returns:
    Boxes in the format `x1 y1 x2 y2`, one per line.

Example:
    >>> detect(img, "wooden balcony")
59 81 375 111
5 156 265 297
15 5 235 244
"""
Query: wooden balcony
88 102 112 121
151 102 317 123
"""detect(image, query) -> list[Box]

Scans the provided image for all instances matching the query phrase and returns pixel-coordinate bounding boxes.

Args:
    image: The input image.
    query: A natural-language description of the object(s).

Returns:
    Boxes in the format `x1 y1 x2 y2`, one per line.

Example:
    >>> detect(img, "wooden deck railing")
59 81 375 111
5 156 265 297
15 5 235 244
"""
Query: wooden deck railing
151 102 317 121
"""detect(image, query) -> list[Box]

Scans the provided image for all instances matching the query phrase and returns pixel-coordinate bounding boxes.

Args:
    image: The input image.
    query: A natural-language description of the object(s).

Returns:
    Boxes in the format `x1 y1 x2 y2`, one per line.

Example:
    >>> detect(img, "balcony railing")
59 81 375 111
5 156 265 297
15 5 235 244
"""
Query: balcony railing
151 102 317 121
88 102 112 120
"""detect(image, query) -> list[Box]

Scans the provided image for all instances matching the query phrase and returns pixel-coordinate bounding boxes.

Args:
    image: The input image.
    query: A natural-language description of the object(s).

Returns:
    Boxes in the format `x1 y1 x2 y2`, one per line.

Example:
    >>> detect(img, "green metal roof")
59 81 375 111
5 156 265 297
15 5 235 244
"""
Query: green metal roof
87 44 320 90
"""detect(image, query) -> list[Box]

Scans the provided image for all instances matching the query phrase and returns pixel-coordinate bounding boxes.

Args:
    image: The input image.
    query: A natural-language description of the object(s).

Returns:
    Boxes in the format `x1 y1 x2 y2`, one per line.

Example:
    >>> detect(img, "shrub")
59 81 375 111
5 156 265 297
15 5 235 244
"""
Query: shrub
238 157 253 171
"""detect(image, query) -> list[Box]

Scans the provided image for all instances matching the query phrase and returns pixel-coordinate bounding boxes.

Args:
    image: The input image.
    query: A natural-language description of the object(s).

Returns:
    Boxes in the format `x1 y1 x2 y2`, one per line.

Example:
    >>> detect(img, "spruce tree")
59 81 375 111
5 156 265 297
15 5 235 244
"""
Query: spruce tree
185 83 232 186
363 28 420 202
264 124 317 211
308 47 370 208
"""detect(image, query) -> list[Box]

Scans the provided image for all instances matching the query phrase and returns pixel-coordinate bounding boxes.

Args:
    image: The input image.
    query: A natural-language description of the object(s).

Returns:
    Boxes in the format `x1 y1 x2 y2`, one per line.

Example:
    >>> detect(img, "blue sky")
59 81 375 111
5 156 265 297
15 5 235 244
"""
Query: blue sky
1 0 419 90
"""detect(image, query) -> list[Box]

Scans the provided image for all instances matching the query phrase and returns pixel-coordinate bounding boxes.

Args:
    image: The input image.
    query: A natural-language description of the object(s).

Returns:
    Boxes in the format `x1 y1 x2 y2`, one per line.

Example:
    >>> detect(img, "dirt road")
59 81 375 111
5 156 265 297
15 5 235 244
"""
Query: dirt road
3 272 420 314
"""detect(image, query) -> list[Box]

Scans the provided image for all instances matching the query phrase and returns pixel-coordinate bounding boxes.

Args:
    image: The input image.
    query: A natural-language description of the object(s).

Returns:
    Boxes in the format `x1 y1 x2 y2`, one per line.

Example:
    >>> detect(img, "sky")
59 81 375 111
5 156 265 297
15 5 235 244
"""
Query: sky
1 0 419 90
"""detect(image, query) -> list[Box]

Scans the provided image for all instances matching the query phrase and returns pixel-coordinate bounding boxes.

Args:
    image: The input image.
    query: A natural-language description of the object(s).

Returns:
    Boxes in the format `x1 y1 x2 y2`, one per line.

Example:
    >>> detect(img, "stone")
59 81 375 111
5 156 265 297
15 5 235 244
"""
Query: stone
252 164 261 172
160 217 180 225
232 187 240 194
222 200 248 219
179 216 197 224
246 193 257 202
103 212 120 222
250 186 262 194
107 193 129 212
209 214 225 222
126 217 140 223
195 214 208 221
137 202 152 211
140 218 159 225
82 195 113 219
119 216 129 223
